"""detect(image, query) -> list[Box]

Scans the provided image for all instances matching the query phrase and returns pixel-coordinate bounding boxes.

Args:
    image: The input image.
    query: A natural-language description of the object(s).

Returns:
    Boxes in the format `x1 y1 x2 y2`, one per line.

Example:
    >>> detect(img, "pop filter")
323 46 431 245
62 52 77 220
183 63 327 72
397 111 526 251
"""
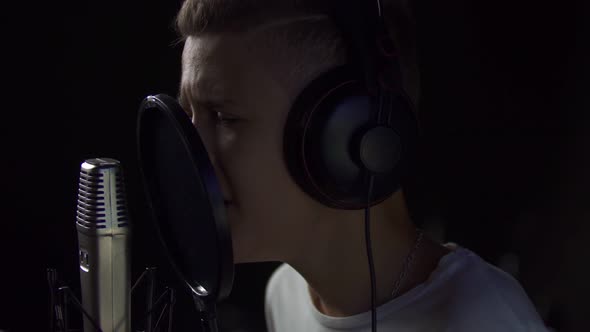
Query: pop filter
136 94 234 311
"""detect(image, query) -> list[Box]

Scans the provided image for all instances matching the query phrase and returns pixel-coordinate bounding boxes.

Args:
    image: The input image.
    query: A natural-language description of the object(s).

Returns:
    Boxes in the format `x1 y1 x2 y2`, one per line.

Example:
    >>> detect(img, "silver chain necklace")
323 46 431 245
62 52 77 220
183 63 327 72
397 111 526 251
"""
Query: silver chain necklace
391 228 424 298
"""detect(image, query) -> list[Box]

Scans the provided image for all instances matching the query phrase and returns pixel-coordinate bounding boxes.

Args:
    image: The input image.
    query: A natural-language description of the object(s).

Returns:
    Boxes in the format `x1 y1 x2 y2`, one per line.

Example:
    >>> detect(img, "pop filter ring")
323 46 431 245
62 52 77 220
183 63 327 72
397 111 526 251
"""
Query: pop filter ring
136 94 234 304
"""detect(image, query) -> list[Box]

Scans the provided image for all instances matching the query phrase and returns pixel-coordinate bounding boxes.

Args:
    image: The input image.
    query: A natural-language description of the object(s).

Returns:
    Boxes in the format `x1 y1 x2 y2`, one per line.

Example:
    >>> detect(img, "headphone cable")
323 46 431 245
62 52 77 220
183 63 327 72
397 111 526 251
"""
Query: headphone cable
365 174 377 332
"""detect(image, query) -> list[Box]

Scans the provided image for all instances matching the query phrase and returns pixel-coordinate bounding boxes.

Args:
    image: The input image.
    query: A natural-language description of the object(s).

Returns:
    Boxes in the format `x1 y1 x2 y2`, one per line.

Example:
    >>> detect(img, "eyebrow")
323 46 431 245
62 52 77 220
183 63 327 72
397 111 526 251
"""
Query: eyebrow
178 87 233 116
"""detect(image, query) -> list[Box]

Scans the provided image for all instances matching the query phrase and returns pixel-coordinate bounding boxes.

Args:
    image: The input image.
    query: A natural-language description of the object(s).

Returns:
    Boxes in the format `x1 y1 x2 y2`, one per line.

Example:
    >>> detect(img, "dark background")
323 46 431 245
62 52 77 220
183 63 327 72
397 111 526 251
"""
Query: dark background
1 0 589 331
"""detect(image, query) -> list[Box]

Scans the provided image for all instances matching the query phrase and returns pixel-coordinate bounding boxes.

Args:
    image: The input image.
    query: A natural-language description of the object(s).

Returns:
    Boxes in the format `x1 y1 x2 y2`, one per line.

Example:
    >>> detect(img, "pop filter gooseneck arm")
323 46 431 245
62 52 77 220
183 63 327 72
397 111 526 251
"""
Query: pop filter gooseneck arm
193 294 218 332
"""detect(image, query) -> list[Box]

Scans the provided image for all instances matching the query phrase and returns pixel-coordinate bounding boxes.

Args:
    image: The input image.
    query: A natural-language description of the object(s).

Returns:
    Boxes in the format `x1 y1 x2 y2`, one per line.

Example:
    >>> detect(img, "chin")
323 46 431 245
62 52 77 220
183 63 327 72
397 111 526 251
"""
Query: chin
227 211 280 264
230 233 254 264
232 251 258 264
231 236 273 264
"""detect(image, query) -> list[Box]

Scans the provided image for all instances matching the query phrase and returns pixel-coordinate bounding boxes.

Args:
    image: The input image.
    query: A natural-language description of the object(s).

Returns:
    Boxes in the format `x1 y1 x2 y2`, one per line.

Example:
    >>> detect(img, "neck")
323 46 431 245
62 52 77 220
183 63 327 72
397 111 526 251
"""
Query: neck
287 191 449 317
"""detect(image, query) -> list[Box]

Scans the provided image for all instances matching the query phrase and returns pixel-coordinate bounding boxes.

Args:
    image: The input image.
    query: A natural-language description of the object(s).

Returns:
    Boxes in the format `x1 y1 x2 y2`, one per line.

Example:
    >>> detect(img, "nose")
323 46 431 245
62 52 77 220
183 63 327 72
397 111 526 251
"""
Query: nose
192 118 233 203
208 153 233 202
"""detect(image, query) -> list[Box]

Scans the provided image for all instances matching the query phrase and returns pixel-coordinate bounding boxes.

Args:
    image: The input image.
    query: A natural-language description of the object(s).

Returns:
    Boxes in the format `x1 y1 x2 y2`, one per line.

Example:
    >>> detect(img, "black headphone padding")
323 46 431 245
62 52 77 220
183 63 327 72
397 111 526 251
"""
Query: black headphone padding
283 65 418 210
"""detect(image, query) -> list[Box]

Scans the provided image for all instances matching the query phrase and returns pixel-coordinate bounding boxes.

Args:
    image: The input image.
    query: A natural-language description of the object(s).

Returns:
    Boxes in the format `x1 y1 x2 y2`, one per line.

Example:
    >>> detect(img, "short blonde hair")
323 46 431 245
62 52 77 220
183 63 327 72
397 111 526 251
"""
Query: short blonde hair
176 0 419 106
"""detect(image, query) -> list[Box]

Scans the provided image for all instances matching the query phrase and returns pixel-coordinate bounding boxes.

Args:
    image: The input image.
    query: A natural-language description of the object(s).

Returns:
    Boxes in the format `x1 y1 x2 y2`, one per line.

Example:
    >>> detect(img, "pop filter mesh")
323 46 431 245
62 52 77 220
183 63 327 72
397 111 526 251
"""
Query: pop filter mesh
137 94 233 302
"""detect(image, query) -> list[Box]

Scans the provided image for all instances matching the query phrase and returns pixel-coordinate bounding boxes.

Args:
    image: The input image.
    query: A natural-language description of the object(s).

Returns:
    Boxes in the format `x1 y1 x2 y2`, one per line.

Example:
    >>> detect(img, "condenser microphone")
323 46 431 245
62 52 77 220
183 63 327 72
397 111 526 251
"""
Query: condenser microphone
76 158 131 332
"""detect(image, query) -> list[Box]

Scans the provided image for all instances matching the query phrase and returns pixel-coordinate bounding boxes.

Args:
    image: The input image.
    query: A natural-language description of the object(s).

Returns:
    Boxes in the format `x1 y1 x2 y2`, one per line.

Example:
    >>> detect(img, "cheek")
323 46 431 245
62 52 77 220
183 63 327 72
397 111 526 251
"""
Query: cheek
227 146 315 262
222 127 285 205
222 124 310 224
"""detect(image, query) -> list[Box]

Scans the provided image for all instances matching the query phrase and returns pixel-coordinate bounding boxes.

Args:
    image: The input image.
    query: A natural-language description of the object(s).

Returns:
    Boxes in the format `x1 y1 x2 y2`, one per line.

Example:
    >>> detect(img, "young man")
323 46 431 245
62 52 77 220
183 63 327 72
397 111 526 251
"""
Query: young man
175 0 550 330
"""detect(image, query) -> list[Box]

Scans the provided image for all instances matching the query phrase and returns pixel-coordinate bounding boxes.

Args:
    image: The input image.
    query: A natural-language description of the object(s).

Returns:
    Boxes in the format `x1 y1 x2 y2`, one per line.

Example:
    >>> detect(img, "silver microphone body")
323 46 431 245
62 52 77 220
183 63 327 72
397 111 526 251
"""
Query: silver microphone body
76 158 131 332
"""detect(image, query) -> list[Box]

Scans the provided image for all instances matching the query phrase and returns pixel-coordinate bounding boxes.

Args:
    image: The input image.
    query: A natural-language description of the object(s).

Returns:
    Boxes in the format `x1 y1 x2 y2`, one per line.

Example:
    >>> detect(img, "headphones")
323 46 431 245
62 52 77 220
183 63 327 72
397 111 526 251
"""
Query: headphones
282 1 419 210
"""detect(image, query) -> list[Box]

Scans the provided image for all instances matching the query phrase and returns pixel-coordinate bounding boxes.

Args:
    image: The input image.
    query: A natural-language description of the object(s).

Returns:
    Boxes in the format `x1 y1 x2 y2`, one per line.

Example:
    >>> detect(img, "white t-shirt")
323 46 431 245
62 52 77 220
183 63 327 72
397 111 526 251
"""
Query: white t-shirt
265 245 551 332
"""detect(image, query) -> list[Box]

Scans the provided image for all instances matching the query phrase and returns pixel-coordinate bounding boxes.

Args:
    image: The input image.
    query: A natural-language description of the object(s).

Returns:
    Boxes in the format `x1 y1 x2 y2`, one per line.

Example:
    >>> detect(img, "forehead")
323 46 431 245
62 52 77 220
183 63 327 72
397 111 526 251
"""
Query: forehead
181 35 238 95
179 33 291 118
182 35 230 69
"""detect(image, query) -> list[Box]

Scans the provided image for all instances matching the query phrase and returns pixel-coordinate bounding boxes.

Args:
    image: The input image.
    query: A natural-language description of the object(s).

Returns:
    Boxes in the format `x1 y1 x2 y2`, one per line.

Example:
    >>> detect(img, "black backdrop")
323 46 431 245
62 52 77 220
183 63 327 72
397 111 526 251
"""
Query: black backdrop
1 0 589 331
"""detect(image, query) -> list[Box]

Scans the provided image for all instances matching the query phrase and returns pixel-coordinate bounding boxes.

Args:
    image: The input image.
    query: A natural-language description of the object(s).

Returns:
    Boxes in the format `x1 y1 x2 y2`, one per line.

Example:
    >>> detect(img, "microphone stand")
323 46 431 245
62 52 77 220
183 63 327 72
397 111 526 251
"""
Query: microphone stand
48 266 176 332
47 268 103 332
192 294 218 332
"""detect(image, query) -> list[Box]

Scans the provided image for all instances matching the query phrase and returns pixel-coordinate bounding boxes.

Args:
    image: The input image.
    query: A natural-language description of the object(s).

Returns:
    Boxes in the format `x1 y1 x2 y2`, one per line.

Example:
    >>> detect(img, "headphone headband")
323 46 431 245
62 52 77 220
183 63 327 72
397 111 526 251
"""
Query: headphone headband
322 1 396 96
283 0 419 210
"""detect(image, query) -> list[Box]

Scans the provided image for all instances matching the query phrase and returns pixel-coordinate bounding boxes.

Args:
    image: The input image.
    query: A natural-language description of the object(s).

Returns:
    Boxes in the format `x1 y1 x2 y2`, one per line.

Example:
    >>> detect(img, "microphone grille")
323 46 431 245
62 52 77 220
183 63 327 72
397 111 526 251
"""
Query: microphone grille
76 158 130 230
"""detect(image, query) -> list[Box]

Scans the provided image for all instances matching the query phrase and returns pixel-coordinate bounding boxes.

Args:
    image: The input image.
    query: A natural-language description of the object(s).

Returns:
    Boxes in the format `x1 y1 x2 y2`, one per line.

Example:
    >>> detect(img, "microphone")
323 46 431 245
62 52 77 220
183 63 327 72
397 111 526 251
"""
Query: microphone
76 158 131 332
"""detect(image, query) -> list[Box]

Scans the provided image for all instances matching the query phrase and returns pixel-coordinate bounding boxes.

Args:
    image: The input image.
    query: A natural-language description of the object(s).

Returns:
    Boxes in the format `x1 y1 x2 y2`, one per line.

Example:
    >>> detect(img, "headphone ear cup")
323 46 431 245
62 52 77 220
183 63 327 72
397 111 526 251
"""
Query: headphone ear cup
284 66 413 210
